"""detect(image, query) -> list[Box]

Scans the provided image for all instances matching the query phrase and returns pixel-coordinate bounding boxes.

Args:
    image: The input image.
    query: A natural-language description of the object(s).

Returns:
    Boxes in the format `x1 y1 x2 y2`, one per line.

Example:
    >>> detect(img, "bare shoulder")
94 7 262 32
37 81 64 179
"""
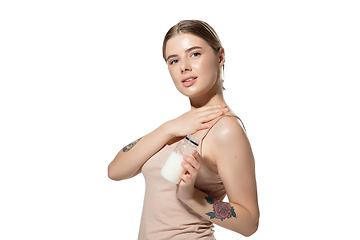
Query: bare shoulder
209 115 248 146
205 115 253 163
201 114 253 173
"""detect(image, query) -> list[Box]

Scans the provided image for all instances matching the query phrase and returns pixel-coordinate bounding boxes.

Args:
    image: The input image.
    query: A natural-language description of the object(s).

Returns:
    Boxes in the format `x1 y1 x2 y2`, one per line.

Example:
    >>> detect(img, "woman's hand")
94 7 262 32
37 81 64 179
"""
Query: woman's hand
176 150 202 202
167 105 228 137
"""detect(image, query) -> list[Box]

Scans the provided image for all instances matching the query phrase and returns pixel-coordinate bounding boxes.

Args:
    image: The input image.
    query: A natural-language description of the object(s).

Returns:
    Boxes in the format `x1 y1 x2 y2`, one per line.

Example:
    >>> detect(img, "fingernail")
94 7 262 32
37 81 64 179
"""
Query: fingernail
181 161 186 166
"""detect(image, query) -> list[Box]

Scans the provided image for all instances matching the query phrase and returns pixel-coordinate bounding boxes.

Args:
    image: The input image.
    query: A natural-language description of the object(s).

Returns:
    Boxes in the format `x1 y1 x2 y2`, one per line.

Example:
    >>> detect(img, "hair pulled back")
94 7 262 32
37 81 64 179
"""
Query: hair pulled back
162 20 223 61
162 20 225 90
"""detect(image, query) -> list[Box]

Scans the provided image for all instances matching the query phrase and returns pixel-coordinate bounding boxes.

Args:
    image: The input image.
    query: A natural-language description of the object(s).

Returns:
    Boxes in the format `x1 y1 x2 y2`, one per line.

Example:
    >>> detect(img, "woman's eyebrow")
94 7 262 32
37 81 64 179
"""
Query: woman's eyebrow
186 46 202 53
166 46 203 62
166 54 178 62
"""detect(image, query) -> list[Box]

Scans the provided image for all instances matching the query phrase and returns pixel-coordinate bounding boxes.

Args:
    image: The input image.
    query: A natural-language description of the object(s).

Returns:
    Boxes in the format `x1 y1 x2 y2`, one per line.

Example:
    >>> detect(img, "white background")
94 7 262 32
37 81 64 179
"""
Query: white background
1 0 359 239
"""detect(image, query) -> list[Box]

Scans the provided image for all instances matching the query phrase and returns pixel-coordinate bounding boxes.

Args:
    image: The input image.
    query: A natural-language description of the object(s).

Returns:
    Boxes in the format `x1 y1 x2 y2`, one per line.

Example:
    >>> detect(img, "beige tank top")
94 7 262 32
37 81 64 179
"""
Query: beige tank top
138 114 245 240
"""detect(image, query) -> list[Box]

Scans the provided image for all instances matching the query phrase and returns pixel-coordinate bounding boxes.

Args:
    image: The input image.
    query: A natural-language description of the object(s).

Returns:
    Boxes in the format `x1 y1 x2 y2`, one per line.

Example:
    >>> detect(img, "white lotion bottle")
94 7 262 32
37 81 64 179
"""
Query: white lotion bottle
161 134 200 184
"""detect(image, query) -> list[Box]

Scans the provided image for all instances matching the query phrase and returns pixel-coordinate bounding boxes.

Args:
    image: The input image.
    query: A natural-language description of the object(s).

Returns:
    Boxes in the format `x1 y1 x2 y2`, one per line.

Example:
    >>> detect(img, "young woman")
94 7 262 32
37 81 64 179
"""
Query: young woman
108 20 259 239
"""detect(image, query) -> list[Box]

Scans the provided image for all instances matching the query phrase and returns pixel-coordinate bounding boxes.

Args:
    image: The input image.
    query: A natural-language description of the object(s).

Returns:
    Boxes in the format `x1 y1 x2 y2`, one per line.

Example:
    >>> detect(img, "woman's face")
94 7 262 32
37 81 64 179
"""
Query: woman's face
165 33 224 98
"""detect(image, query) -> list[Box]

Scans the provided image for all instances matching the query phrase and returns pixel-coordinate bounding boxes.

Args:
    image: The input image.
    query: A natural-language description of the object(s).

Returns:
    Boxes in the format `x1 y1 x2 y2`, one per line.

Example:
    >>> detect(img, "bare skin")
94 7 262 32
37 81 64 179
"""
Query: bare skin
108 104 229 180
108 33 259 237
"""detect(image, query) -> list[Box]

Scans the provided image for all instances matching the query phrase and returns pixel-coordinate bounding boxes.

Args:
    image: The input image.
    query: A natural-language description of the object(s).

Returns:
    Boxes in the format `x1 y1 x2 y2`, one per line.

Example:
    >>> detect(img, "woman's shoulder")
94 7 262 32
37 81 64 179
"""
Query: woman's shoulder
208 113 247 147
200 112 250 171
204 113 252 169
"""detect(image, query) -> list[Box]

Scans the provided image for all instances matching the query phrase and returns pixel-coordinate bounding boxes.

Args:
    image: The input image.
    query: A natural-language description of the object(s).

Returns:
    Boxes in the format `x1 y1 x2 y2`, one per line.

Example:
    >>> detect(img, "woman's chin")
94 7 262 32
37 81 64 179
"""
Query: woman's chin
178 88 201 98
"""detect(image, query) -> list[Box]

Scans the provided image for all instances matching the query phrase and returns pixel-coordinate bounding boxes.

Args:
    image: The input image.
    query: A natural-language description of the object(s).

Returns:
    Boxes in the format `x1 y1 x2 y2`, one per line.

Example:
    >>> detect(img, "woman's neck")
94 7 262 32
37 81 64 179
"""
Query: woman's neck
190 91 226 110
189 75 227 109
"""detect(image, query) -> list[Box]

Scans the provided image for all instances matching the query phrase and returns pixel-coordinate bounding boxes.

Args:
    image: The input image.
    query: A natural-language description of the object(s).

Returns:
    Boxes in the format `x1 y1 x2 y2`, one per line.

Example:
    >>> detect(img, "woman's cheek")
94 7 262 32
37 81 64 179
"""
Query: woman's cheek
200 58 218 80
169 69 180 85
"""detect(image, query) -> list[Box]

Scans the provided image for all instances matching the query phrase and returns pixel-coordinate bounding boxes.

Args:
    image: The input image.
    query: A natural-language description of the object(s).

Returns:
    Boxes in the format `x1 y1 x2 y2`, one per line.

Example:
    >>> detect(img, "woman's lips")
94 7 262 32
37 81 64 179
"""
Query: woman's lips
182 77 197 87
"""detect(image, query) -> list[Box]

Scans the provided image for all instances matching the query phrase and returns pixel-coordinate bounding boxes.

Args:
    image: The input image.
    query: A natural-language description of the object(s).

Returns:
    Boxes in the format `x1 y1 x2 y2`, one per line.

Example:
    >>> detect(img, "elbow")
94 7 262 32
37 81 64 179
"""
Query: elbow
242 220 259 237
241 207 260 237
108 164 135 181
108 165 122 181
108 170 119 181
237 212 259 237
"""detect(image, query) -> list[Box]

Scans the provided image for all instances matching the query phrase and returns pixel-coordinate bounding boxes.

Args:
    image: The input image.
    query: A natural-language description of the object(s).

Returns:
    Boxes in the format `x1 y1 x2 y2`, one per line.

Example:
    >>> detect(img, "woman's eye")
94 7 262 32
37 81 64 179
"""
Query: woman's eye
191 52 201 57
170 59 178 65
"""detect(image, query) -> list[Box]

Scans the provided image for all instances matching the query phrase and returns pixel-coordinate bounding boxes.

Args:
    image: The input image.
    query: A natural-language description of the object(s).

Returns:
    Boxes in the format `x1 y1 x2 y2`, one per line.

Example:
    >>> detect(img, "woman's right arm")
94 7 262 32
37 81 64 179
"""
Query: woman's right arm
108 122 173 181
108 104 229 181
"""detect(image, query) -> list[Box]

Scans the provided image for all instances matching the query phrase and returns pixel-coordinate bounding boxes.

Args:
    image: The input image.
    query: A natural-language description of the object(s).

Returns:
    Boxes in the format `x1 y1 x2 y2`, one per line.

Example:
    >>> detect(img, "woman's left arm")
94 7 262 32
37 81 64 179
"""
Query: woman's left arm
177 119 259 237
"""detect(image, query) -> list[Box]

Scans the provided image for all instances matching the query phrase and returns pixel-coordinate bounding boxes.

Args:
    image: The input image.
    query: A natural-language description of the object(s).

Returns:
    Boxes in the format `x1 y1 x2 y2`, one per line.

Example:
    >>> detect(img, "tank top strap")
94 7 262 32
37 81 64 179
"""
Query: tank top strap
196 114 246 155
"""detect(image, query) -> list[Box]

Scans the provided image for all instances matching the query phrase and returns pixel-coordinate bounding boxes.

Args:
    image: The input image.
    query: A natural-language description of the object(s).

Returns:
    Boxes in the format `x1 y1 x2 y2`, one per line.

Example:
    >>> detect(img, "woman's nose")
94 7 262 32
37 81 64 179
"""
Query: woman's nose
180 60 192 73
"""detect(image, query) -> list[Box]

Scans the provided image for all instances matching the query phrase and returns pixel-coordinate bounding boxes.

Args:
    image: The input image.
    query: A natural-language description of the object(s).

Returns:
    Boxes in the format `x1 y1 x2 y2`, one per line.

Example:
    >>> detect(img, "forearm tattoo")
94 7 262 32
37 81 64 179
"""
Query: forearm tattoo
205 196 237 221
122 137 142 152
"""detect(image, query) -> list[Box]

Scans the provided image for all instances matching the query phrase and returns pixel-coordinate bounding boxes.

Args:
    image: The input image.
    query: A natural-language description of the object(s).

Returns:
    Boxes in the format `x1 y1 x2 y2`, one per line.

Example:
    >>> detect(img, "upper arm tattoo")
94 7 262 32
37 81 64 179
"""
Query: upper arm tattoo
205 196 237 221
122 137 142 152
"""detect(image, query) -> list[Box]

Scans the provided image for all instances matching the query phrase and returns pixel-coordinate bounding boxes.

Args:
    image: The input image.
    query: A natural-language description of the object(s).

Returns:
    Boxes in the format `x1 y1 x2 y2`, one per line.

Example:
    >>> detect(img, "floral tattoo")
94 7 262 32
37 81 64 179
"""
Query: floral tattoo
122 137 142 152
205 196 236 221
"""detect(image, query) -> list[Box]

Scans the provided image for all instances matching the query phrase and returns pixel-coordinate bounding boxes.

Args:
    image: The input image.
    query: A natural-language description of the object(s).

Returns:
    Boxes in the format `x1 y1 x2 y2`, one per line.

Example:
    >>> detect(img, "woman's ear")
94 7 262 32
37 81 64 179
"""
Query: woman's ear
218 47 225 68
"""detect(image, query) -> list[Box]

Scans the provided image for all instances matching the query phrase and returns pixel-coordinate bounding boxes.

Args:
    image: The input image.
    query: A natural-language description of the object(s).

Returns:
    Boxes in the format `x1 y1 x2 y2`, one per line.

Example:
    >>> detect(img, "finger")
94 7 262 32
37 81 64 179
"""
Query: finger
199 121 213 130
198 114 224 130
188 152 201 171
183 155 201 172
179 172 192 184
181 158 198 176
202 109 227 123
197 104 228 114
203 105 229 120
192 150 201 163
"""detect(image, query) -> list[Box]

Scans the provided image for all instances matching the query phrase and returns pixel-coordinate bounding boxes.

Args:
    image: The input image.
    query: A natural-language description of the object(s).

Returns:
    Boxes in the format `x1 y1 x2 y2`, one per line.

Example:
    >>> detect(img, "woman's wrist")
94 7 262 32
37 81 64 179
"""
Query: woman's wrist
161 120 176 139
